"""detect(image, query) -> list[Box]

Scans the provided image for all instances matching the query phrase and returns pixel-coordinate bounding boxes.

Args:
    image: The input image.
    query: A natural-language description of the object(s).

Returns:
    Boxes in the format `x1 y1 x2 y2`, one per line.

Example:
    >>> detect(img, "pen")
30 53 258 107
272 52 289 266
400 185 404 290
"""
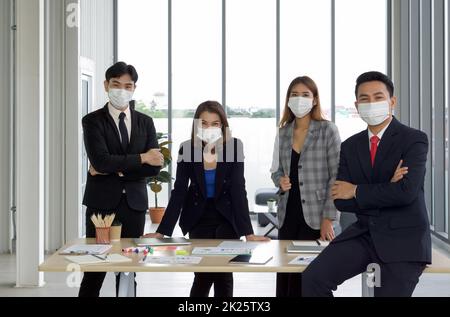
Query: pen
92 254 107 261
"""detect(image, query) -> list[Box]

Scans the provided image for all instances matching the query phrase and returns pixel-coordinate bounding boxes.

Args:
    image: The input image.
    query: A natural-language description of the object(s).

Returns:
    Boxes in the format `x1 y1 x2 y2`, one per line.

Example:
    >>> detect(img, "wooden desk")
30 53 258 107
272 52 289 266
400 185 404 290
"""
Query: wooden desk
39 238 450 274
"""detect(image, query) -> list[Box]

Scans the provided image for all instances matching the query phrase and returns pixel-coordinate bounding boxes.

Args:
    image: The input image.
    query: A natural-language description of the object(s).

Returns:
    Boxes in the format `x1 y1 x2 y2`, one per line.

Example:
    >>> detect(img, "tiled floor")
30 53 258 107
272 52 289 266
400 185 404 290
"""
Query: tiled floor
1 218 449 297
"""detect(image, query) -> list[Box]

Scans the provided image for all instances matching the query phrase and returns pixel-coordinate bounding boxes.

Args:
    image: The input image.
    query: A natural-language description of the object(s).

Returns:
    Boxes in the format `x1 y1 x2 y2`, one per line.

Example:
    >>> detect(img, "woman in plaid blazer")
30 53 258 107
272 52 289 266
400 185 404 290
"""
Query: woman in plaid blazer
270 76 341 297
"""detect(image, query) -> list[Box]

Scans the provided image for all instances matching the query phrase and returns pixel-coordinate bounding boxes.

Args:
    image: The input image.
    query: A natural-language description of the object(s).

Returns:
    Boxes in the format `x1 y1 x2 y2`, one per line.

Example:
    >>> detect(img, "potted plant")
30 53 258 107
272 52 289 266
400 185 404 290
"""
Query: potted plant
147 133 172 224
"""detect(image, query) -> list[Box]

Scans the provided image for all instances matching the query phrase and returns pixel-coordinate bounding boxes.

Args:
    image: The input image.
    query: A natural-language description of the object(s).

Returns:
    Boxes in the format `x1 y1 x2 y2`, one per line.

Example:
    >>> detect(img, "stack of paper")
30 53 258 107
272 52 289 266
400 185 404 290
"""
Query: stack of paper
192 247 252 256
217 241 262 250
141 256 202 265
60 244 112 255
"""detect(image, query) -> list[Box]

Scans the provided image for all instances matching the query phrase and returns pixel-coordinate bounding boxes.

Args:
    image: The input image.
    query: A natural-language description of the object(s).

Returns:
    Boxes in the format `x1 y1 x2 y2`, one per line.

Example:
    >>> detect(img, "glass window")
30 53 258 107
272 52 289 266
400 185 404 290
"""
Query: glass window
335 0 388 141
118 0 169 207
226 0 277 209
445 0 449 234
280 0 332 120
172 0 222 157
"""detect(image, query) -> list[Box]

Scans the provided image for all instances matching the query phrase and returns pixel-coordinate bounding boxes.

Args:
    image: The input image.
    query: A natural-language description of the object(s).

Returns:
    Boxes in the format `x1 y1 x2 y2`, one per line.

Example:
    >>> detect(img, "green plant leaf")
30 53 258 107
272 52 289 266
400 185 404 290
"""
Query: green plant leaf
159 141 172 147
150 183 163 193
156 171 172 183
160 147 171 159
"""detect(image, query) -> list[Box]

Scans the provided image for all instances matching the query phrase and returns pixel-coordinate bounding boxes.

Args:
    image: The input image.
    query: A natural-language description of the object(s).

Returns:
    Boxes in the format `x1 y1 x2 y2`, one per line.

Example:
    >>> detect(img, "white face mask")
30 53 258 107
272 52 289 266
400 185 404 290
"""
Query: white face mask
197 127 223 145
288 96 314 118
357 100 391 126
108 88 134 110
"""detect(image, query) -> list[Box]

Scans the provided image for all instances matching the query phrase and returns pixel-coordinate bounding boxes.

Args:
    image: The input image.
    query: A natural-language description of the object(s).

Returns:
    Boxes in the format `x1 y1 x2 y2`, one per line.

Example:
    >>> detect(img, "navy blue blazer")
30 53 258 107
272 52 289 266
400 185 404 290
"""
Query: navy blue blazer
157 138 254 237
334 117 431 264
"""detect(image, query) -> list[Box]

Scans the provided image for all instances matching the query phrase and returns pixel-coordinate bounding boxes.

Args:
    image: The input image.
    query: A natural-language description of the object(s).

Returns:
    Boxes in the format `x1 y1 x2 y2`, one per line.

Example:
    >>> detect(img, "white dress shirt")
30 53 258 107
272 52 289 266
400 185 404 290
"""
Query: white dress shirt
108 103 132 143
368 119 392 149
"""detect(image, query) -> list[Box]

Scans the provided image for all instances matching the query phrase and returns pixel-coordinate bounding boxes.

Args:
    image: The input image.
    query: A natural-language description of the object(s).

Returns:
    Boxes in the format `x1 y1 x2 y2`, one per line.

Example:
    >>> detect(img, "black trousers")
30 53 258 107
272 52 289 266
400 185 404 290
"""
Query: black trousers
302 232 426 297
78 194 146 297
276 199 321 297
189 199 239 298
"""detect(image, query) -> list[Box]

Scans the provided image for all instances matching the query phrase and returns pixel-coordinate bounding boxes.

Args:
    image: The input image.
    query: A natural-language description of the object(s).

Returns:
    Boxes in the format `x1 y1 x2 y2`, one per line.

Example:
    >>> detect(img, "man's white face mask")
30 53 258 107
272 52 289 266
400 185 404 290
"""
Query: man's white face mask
108 88 134 111
357 100 392 126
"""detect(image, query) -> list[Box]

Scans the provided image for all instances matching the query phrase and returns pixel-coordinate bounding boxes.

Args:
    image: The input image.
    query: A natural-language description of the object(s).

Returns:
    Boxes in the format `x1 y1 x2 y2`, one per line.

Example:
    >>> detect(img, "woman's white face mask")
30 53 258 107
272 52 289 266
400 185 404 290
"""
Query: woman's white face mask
288 96 314 118
197 127 223 144
357 100 392 126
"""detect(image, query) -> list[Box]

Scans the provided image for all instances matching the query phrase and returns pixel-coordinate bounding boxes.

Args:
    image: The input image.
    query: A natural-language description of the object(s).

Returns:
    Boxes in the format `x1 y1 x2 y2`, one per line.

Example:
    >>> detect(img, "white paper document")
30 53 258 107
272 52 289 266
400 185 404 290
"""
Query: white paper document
60 244 112 255
218 241 262 250
192 247 253 256
288 256 317 265
65 254 132 265
142 256 202 265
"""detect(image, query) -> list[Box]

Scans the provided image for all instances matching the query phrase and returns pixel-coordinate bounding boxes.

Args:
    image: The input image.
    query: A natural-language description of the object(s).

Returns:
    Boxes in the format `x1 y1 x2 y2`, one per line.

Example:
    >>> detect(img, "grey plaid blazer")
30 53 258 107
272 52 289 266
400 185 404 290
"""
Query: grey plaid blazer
270 120 341 230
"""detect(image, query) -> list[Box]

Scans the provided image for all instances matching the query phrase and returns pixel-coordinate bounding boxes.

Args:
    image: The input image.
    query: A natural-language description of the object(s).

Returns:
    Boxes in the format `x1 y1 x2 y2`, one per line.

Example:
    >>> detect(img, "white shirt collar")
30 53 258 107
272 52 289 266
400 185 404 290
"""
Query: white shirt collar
108 102 131 120
368 119 392 142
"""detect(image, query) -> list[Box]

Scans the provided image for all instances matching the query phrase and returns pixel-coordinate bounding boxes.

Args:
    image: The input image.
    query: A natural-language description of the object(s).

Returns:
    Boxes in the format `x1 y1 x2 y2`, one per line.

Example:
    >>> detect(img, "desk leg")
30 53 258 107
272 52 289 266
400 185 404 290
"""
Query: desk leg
361 272 374 297
116 272 135 297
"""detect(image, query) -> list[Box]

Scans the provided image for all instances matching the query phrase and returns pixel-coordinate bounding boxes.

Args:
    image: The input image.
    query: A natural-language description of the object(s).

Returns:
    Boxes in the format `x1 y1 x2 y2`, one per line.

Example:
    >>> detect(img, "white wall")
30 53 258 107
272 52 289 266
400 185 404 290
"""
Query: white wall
0 0 12 254
80 0 115 109
44 0 66 252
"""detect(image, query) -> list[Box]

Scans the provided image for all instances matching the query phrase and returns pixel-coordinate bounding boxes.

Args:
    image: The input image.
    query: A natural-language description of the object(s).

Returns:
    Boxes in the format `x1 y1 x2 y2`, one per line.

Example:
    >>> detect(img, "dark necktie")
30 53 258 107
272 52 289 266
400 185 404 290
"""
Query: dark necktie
119 112 129 151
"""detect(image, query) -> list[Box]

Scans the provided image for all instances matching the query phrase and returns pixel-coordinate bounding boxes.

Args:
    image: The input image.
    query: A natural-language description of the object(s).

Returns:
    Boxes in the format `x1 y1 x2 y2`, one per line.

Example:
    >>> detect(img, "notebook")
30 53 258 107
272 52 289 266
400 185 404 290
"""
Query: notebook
134 238 191 246
65 254 132 265
229 254 273 265
286 240 329 254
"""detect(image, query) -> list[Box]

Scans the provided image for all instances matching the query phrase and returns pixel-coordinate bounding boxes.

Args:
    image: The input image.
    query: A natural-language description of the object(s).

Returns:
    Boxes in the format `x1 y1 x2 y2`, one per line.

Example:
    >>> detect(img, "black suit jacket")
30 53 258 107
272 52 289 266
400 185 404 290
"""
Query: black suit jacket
334 117 431 264
82 102 161 211
157 138 254 237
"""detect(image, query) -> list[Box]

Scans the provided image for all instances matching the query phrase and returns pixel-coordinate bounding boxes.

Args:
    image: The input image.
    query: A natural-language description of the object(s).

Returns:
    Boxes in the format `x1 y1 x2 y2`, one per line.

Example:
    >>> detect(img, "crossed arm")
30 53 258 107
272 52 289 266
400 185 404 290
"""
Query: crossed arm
332 133 428 212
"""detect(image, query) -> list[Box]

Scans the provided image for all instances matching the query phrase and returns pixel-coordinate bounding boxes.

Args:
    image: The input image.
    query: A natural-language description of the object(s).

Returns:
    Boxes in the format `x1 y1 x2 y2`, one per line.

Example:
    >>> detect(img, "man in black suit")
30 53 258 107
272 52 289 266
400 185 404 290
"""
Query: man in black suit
78 62 163 297
302 71 431 297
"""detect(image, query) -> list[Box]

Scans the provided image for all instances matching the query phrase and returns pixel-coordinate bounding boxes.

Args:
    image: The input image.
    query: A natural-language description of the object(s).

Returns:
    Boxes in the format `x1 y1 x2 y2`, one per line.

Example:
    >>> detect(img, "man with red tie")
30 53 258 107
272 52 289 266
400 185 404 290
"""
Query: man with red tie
302 71 431 297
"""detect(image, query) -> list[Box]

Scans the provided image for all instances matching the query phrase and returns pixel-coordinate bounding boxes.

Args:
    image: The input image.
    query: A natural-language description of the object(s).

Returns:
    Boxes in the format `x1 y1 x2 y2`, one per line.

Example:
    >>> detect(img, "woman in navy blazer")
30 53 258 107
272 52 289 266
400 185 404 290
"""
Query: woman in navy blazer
145 101 268 297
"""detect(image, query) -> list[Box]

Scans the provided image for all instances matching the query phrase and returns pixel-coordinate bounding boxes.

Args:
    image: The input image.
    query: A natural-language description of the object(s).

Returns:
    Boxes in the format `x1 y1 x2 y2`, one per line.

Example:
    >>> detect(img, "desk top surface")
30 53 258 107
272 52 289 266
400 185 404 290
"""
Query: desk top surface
39 239 450 273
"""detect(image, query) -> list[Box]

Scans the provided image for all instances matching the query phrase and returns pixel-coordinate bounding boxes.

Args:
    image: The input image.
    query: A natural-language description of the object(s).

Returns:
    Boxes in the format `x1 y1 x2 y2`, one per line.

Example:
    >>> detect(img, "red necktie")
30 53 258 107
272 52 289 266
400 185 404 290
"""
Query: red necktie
370 136 380 167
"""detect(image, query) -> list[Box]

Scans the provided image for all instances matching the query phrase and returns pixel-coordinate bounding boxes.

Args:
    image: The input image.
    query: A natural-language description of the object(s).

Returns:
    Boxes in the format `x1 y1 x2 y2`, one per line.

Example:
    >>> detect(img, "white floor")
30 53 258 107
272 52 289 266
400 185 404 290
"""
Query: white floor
1 217 450 297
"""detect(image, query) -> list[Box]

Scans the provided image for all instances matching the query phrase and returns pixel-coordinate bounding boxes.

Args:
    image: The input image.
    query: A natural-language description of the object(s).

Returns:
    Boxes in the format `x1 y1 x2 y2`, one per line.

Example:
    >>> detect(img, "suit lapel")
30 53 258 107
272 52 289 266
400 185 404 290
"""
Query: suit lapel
281 123 294 176
128 102 138 152
214 142 228 200
372 118 400 179
193 145 207 198
103 104 123 151
300 120 320 160
356 131 373 183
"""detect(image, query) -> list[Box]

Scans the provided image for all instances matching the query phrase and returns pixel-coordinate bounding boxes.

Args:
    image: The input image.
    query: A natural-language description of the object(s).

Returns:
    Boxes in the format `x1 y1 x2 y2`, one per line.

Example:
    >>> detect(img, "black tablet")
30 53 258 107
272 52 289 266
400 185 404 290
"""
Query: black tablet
229 254 273 265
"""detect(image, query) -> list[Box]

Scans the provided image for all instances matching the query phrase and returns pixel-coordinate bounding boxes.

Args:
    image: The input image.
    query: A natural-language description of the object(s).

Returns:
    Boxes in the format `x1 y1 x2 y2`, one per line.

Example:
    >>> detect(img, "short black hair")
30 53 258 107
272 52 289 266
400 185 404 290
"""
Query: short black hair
355 71 394 98
105 62 138 83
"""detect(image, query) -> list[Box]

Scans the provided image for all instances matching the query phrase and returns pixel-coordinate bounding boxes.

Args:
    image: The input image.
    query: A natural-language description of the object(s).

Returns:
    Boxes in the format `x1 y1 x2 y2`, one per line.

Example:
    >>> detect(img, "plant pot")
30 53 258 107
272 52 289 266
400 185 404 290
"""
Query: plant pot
149 207 166 224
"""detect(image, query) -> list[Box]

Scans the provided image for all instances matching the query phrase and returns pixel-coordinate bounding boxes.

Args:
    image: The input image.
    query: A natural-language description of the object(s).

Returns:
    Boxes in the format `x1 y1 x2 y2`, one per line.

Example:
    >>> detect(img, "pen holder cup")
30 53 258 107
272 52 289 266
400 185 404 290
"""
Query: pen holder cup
95 227 111 244
110 225 122 242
